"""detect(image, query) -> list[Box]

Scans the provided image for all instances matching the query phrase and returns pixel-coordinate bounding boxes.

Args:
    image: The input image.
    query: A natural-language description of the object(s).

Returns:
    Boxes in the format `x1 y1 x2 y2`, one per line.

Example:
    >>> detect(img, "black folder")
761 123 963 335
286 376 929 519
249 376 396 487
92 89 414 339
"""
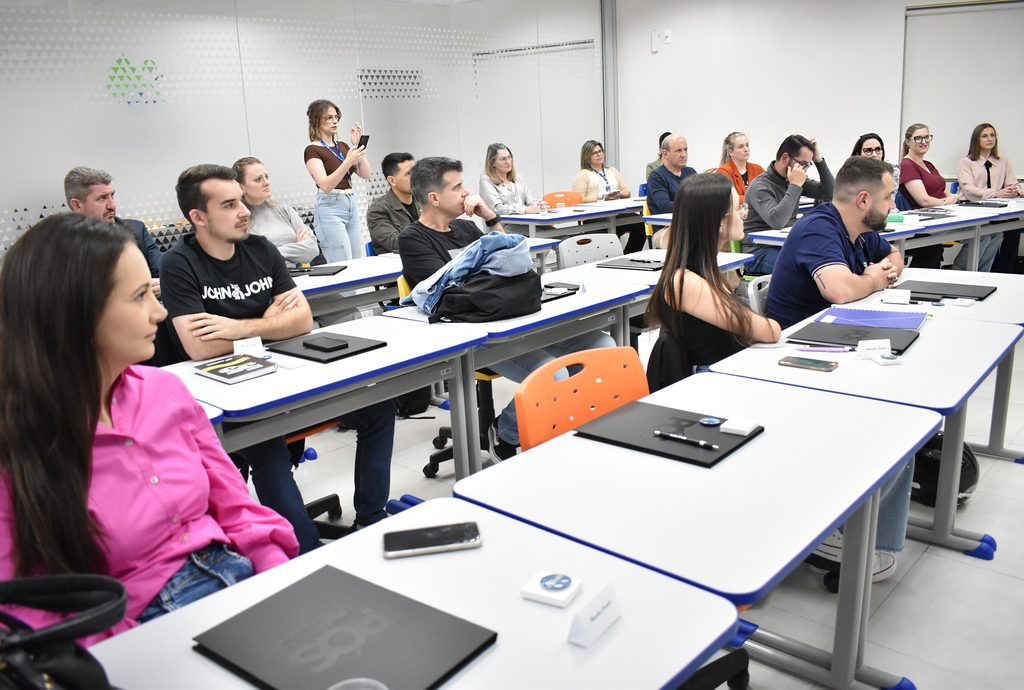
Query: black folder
786 321 920 354
193 566 497 690
596 257 664 271
289 265 347 277
266 333 386 364
895 280 996 302
573 401 763 468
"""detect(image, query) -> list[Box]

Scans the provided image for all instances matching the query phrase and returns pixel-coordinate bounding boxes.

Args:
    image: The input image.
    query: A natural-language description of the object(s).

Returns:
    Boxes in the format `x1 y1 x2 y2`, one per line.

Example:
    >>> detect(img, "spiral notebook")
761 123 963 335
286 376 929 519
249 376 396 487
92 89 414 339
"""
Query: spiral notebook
816 307 927 331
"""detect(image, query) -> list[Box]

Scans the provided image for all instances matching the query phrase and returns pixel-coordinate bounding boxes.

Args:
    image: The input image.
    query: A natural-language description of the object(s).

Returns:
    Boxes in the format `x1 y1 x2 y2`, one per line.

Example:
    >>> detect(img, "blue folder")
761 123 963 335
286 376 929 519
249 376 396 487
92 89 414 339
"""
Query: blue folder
816 307 927 331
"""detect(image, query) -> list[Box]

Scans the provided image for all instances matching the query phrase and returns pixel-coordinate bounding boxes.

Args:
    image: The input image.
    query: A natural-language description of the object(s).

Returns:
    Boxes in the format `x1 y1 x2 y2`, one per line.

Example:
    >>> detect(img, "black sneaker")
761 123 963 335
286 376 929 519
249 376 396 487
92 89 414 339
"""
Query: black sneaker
487 419 518 462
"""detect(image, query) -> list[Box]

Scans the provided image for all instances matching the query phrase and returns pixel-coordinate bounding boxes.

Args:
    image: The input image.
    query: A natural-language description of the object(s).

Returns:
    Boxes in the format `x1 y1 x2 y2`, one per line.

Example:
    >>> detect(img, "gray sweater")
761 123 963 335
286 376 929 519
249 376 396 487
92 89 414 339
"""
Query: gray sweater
741 159 834 253
248 202 320 266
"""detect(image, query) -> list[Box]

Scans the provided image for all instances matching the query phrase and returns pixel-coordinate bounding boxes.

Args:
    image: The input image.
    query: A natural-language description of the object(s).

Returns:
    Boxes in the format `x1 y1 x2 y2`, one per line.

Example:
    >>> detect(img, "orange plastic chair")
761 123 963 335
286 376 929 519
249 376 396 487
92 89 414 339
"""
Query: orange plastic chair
543 191 583 208
514 346 649 451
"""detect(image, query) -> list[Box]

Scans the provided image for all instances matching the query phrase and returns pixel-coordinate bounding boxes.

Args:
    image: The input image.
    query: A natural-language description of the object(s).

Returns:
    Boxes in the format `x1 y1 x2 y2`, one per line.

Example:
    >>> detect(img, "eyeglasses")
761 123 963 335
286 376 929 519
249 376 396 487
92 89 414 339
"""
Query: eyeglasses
494 156 513 164
861 147 883 155
323 114 341 122
792 158 812 170
726 203 749 220
912 135 933 144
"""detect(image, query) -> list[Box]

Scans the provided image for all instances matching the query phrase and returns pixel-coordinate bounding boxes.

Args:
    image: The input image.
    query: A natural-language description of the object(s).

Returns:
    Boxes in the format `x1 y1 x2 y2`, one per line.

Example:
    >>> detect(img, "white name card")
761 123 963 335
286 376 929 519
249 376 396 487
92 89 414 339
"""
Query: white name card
881 289 911 305
856 339 891 359
233 336 265 356
568 583 621 648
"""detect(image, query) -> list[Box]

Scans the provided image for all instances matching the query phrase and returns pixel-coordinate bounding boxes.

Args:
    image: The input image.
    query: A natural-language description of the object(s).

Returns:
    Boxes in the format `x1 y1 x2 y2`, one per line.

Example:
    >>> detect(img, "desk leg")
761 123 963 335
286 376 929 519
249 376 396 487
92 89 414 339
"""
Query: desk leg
612 305 629 346
461 349 483 476
742 492 908 688
968 347 1024 461
967 225 981 271
895 238 906 257
535 249 551 275
447 354 472 481
906 404 994 557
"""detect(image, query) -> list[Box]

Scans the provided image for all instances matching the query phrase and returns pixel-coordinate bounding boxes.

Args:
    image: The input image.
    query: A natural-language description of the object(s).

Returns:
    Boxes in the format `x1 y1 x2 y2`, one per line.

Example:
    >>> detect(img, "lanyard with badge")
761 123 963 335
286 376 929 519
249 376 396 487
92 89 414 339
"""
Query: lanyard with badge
319 139 352 180
594 167 612 193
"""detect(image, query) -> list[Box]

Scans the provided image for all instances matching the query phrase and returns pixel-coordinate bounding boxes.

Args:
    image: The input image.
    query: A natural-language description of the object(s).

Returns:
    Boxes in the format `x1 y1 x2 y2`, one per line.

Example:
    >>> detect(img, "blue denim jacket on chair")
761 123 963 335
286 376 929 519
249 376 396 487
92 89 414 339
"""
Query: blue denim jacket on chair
402 231 533 314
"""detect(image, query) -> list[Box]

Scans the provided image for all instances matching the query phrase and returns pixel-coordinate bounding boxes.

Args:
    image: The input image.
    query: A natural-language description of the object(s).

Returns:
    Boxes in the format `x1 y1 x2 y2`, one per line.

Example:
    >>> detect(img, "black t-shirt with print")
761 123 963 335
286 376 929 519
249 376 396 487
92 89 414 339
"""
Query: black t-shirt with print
160 231 295 362
397 219 484 288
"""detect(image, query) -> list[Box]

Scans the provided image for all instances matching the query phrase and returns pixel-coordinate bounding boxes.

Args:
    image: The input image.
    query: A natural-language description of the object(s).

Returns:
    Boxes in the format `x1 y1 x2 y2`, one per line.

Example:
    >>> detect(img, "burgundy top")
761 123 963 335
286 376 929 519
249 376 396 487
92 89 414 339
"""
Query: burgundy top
304 140 352 190
899 158 946 209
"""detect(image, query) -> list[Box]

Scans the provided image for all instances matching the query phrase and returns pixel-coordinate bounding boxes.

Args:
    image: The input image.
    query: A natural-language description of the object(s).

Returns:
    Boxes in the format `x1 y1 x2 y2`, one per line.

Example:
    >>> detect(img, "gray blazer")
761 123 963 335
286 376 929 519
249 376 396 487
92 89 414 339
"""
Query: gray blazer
367 188 419 255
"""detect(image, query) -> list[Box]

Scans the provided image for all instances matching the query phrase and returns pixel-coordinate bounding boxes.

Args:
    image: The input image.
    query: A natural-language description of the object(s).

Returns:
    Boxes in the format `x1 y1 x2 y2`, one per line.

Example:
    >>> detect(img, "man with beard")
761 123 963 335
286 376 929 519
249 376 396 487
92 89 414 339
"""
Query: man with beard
766 156 902 329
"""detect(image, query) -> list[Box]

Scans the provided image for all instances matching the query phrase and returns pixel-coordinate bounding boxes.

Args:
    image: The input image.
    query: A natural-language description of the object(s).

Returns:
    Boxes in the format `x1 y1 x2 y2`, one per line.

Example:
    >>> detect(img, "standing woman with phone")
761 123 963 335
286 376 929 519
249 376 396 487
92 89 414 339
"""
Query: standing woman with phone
304 99 371 263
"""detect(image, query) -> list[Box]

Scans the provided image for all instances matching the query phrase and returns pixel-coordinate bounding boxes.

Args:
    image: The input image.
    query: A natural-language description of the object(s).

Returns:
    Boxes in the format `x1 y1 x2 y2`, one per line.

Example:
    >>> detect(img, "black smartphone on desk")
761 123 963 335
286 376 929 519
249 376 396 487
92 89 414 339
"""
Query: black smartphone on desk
383 522 481 559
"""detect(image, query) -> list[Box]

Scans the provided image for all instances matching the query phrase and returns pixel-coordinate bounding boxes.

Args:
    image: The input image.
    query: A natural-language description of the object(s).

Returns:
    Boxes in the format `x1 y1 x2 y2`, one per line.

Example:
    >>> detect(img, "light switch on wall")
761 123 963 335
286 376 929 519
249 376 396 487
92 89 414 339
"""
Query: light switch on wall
662 30 672 44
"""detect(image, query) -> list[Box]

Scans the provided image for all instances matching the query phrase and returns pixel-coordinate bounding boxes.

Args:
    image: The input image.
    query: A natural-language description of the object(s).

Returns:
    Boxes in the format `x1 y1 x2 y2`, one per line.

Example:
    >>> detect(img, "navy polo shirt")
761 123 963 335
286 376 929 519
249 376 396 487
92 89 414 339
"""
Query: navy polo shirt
646 164 698 214
766 203 893 329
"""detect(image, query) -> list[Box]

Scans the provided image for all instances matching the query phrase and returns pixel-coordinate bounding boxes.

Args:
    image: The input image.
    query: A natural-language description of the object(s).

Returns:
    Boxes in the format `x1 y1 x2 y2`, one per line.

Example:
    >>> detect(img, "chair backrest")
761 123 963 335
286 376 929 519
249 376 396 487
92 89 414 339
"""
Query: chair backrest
747 275 771 316
365 241 375 257
638 182 648 197
397 274 412 298
514 346 649 451
543 191 583 208
556 234 623 269
729 240 742 252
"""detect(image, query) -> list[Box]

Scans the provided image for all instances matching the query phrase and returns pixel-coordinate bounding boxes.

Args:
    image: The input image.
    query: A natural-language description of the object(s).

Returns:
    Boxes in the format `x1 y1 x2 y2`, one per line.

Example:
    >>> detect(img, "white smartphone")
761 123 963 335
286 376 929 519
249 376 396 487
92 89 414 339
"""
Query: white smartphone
382 522 481 559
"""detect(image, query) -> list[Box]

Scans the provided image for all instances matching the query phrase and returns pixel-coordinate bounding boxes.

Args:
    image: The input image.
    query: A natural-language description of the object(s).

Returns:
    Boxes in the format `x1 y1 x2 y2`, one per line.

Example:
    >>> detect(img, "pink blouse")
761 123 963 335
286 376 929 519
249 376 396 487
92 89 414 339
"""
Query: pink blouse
0 365 298 645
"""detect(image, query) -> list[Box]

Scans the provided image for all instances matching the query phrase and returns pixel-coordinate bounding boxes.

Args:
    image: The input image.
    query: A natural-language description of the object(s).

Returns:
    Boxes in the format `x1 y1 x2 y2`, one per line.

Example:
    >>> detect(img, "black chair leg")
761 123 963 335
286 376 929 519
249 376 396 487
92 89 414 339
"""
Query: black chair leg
674 648 749 690
424 378 495 477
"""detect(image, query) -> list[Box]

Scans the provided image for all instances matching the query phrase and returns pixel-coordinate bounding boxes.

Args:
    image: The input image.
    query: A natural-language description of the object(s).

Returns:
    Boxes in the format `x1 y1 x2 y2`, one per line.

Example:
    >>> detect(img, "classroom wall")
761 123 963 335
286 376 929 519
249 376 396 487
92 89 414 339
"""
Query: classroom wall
0 0 604 252
614 0 912 191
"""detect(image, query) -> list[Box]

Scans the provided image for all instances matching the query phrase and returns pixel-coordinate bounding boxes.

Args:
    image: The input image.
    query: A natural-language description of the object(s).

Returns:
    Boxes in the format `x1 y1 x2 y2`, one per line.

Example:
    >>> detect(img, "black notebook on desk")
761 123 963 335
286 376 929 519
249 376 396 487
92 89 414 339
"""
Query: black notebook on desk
895 280 996 302
787 321 920 354
266 333 386 364
289 265 347 277
573 401 763 468
193 566 497 690
596 257 664 271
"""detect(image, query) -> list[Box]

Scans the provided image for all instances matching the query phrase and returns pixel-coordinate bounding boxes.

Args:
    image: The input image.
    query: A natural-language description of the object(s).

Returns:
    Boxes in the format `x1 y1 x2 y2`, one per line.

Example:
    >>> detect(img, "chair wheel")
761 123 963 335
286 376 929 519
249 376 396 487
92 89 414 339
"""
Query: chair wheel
432 436 448 450
727 670 750 690
327 506 343 520
824 571 840 594
423 464 439 478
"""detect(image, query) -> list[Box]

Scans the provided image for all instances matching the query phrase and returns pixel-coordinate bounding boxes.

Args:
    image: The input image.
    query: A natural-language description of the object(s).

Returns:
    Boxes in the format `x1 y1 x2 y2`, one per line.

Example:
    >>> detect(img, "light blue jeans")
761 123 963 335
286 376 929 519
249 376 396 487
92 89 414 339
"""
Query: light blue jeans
137 543 253 622
314 190 362 264
873 454 915 553
481 330 616 445
953 233 1002 272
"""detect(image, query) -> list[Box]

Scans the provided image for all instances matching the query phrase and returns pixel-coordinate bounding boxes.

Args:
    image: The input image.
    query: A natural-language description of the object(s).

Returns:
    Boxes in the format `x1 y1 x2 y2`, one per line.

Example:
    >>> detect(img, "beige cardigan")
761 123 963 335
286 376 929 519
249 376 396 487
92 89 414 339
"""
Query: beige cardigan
571 167 630 200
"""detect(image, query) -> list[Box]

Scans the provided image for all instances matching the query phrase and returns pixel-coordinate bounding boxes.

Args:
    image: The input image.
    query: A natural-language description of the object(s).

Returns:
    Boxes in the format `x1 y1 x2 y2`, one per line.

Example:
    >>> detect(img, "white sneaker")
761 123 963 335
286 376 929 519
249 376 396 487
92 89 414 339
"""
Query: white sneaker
808 529 898 583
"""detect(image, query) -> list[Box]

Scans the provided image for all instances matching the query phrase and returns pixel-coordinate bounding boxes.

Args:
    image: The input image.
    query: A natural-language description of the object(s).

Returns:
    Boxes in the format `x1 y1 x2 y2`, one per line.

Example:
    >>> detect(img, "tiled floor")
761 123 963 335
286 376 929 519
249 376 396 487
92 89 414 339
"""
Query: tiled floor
275 333 1024 690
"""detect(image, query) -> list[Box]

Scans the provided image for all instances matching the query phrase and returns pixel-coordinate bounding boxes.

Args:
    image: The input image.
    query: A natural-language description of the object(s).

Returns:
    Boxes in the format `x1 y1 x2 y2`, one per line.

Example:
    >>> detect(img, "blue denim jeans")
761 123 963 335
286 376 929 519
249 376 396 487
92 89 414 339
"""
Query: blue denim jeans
481 330 616 446
230 399 395 554
314 191 362 264
873 454 915 553
137 543 253 623
953 233 1002 272
744 246 780 275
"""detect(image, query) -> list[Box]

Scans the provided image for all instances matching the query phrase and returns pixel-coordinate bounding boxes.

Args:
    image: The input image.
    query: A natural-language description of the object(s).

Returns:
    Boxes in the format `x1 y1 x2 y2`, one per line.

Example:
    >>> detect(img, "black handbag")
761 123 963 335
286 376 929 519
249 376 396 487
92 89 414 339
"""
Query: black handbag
428 270 542 323
0 574 127 690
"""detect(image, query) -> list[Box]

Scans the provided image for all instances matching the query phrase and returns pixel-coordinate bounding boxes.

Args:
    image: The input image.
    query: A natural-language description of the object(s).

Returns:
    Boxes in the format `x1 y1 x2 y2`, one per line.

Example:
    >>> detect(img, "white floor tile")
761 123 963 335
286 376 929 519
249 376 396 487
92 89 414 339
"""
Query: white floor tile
868 551 1024 688
919 490 1024 581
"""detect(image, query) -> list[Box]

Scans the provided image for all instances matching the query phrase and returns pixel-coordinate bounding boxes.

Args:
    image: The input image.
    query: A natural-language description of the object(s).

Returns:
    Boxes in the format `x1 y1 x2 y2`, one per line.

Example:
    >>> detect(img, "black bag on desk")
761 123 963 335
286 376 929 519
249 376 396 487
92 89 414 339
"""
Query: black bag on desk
428 270 542 323
0 574 127 690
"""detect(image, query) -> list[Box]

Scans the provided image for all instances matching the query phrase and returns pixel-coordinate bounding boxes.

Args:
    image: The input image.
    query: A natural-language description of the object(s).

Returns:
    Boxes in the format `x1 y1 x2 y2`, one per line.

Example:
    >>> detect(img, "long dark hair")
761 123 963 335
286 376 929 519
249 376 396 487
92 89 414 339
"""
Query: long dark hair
852 132 885 160
646 173 753 348
968 123 999 161
0 214 134 576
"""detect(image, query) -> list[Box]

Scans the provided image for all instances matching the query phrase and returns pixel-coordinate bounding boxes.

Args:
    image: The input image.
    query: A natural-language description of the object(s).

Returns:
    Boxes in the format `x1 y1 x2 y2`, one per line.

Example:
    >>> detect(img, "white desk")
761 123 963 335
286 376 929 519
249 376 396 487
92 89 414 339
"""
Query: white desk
503 199 644 239
643 198 815 228
747 222 924 248
454 374 941 690
843 267 1024 462
294 255 404 317
91 498 739 689
166 316 488 479
711 314 1022 558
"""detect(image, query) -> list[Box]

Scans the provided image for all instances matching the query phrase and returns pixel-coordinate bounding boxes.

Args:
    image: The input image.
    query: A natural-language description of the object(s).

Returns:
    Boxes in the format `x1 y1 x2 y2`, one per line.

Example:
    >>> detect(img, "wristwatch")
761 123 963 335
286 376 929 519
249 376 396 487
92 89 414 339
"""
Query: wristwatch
485 215 502 227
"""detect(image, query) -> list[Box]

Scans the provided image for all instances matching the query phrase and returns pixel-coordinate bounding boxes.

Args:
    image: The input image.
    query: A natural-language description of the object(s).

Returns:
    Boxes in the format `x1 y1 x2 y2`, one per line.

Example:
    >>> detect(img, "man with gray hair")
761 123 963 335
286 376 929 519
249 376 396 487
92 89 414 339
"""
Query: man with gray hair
646 134 697 214
64 166 162 296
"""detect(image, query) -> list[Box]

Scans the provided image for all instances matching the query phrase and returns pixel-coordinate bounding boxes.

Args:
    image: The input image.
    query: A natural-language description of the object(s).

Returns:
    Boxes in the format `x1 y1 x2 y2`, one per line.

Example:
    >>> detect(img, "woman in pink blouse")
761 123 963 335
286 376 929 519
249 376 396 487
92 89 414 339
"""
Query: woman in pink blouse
0 214 298 645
